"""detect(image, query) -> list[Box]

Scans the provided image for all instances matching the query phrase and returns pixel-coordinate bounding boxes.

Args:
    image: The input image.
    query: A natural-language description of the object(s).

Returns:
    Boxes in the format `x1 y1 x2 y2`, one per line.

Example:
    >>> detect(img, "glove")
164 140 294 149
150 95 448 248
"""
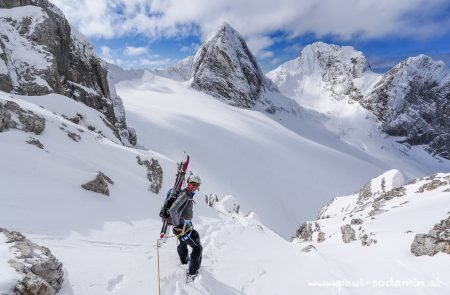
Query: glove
159 208 170 219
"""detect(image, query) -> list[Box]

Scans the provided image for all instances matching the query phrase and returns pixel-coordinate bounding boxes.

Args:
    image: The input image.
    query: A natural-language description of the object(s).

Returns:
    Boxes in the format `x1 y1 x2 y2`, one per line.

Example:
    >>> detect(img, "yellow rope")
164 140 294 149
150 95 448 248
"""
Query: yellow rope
157 239 161 295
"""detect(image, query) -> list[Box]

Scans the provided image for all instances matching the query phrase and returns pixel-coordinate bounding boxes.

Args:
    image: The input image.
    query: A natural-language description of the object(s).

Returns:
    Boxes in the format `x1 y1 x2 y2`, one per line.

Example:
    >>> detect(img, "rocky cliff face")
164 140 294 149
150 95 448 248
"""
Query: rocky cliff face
0 0 136 146
191 23 269 108
362 55 450 159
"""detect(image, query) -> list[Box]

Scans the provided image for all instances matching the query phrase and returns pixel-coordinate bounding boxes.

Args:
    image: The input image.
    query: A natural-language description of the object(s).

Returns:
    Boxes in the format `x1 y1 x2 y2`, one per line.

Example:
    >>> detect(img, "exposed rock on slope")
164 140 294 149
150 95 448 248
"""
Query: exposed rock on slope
0 99 45 134
0 0 136 146
1 228 64 295
191 23 269 108
293 170 450 254
81 171 114 196
411 216 450 256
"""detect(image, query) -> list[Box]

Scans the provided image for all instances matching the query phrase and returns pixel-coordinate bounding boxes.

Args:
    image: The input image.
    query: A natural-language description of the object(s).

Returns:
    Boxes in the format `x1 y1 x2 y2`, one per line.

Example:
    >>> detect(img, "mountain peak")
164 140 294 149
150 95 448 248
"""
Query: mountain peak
191 23 267 108
299 41 371 76
267 41 374 105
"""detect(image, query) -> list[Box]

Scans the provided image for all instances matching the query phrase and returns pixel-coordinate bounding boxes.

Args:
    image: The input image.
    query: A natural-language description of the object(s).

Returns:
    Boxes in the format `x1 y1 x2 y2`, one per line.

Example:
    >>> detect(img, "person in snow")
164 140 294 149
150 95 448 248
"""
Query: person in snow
169 175 203 277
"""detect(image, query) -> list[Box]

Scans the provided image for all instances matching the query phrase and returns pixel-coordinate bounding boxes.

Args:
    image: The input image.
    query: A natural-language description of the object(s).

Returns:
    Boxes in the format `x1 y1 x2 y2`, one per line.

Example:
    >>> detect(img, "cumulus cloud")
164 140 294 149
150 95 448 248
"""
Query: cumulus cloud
124 46 149 56
50 0 450 54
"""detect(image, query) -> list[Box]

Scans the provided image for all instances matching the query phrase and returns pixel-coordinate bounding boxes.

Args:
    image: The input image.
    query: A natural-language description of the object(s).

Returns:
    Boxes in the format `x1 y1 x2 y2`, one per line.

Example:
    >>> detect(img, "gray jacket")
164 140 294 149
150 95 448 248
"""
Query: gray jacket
169 189 195 226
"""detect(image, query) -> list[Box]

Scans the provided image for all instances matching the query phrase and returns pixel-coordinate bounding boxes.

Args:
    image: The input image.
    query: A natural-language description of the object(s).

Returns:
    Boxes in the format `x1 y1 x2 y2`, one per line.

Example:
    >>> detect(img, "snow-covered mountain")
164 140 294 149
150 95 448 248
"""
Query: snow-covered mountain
267 42 380 108
155 56 194 82
268 43 450 160
362 55 450 159
191 23 273 108
1 1 450 294
2 75 449 294
0 0 136 146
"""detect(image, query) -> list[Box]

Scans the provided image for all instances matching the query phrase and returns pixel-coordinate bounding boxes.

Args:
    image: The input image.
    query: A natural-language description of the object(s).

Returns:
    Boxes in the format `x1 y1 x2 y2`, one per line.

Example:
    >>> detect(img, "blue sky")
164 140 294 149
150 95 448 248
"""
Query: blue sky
50 0 450 73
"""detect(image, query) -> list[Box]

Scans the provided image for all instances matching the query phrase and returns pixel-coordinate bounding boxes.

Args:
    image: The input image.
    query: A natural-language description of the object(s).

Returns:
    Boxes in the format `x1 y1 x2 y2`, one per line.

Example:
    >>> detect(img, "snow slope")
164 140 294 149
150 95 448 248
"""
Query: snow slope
1 71 450 294
116 71 450 238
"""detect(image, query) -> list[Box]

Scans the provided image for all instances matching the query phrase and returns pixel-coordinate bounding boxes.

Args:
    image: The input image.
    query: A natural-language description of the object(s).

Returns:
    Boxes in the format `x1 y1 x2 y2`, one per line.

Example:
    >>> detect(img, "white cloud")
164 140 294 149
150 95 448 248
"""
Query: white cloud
245 35 274 58
50 0 450 53
99 46 116 64
124 46 149 56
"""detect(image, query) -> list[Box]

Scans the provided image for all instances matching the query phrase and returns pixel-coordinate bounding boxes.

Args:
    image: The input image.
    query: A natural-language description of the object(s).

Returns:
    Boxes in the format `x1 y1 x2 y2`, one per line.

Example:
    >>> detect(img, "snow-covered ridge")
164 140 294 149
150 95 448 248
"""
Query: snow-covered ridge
155 55 194 82
295 170 450 252
267 41 379 106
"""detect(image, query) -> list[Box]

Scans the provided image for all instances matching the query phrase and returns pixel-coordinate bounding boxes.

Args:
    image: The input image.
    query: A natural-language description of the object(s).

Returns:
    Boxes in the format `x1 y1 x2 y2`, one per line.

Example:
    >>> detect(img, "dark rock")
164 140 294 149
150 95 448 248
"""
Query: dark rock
341 224 356 243
359 233 376 246
362 55 450 159
317 232 326 243
136 156 163 194
205 193 219 207
301 245 317 252
295 222 313 241
26 137 44 149
416 179 448 193
351 218 363 225
0 227 64 295
18 112 45 134
67 131 81 142
0 100 46 134
81 171 114 196
191 23 268 108
411 216 450 256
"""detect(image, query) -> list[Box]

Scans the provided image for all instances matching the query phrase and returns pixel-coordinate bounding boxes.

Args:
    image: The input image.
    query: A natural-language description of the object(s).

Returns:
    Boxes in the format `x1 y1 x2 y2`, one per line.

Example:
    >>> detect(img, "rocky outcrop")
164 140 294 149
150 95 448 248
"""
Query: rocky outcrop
191 23 269 108
136 156 163 194
341 224 356 243
411 216 450 256
1 227 64 295
26 137 44 149
294 171 449 255
415 174 450 193
294 222 314 241
301 245 317 252
81 171 114 196
0 100 45 134
362 55 450 159
0 0 136 146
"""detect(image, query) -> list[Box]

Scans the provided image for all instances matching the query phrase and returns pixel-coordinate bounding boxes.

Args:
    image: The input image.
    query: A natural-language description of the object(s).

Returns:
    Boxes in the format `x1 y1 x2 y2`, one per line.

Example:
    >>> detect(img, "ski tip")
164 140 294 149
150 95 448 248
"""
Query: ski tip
159 233 165 239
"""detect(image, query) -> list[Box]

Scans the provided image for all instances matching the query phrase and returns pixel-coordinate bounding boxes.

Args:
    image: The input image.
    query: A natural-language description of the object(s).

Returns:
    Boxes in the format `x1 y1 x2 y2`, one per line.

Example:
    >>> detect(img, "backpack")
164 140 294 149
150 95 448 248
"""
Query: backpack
159 188 181 219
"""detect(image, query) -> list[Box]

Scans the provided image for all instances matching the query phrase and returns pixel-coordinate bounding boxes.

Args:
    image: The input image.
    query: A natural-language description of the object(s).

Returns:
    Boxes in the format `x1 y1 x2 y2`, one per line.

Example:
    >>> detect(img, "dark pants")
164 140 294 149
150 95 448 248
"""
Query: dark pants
176 229 202 275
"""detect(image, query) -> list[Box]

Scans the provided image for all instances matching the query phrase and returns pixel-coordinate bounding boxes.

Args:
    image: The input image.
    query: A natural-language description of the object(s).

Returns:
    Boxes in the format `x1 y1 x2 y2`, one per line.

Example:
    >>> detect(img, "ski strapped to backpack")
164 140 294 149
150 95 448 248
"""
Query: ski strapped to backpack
159 154 190 238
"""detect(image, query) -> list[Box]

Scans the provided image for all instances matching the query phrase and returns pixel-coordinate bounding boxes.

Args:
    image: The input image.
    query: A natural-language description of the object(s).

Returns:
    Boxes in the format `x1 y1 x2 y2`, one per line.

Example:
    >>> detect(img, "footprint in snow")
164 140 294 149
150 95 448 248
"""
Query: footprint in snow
107 274 126 292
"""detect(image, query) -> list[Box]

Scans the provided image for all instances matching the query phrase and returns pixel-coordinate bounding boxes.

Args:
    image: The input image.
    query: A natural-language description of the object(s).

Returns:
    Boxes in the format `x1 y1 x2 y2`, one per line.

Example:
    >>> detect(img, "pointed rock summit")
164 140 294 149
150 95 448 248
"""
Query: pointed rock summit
191 23 267 108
